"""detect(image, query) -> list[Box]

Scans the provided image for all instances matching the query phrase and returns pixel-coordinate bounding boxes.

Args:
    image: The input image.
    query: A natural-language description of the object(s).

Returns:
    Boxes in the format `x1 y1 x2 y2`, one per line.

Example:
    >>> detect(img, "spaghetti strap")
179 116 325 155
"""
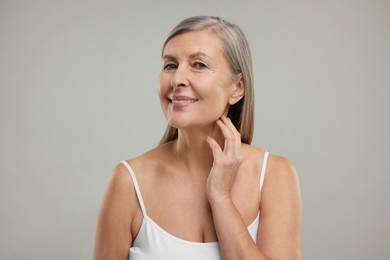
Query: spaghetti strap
259 151 269 191
121 160 148 217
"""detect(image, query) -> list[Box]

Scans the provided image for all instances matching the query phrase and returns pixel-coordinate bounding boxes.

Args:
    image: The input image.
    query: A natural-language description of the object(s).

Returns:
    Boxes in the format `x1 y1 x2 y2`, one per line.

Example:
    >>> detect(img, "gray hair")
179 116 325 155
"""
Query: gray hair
159 16 254 144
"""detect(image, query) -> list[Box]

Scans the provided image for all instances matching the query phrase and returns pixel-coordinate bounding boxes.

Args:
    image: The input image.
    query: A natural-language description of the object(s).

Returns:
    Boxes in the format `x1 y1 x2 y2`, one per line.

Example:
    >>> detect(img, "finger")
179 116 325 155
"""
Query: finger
216 120 234 153
206 136 223 159
221 116 240 139
217 117 240 154
221 116 242 142
223 116 241 149
216 118 234 141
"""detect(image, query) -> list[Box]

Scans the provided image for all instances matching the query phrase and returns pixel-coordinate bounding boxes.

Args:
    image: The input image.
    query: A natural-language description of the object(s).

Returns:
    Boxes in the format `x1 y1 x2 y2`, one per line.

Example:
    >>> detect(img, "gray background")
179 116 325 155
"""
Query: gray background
1 0 389 259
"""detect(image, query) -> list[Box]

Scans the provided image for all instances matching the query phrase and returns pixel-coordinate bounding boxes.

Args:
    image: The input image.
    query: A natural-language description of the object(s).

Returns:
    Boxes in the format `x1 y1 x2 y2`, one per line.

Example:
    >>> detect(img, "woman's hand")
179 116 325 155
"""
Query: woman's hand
206 116 243 203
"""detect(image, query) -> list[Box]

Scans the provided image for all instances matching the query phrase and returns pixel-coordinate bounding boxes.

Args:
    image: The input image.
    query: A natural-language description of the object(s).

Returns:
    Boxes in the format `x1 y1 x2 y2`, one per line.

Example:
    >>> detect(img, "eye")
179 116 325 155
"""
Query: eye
194 62 207 69
163 63 177 71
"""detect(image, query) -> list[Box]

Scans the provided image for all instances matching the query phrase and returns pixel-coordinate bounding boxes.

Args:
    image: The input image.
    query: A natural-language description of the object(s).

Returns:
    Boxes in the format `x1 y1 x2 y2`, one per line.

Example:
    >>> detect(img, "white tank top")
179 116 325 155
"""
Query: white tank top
121 151 269 260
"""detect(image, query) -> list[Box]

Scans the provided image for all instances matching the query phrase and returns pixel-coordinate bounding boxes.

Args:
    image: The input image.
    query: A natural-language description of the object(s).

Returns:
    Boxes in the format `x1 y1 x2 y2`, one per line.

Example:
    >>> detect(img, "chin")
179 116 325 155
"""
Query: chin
164 110 223 129
166 119 188 129
166 118 214 131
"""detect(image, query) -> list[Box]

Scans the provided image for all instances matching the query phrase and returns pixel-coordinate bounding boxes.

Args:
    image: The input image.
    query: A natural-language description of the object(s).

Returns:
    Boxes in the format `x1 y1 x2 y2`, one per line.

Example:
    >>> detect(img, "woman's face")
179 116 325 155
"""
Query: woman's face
158 29 242 130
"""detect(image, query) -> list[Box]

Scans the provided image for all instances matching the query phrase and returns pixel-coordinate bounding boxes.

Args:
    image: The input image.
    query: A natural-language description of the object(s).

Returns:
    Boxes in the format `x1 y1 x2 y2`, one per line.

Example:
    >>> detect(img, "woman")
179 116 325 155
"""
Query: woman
94 16 302 260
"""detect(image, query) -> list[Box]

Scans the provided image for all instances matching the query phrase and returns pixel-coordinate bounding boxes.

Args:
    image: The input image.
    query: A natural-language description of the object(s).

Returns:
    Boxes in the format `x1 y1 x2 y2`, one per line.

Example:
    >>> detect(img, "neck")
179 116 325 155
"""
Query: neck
172 125 224 175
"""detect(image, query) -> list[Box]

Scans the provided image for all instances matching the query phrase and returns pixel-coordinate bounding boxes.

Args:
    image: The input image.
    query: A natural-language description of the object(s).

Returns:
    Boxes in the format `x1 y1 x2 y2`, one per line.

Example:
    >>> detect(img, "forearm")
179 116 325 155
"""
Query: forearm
209 195 268 260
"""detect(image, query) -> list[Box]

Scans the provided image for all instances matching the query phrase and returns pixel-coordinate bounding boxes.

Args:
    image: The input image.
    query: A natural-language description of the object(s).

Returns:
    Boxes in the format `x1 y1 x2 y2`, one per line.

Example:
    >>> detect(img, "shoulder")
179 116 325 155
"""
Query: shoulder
266 154 300 190
240 143 265 162
241 144 300 199
101 161 137 213
125 142 174 175
93 161 138 258
260 152 301 215
256 153 302 258
242 143 298 182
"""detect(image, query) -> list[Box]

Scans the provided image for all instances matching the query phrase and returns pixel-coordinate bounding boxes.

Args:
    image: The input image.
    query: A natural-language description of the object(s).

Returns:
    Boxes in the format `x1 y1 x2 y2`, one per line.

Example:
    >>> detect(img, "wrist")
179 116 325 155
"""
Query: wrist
207 192 233 208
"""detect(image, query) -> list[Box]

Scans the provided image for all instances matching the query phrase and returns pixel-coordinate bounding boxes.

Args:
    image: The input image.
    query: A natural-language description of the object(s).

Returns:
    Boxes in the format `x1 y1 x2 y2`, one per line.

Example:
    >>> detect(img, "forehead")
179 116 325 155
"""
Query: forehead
163 29 224 58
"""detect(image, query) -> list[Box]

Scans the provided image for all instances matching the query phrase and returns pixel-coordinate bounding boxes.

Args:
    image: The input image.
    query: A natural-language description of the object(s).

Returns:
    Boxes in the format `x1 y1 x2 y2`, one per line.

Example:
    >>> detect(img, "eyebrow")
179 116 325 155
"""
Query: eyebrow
162 52 211 60
189 52 210 59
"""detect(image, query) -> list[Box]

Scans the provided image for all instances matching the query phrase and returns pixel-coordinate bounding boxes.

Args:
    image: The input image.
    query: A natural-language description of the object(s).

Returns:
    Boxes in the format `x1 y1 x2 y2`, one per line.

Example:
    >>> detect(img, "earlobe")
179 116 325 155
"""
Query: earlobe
229 78 245 105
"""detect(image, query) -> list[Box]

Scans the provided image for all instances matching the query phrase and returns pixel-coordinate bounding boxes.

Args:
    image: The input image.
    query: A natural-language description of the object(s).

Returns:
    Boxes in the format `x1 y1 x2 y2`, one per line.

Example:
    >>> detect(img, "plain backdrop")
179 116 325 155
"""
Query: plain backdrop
1 0 389 259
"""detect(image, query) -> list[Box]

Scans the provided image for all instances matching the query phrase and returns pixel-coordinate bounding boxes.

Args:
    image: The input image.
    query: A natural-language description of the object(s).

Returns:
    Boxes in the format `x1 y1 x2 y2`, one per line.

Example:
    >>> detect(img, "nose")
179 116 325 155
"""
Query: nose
170 65 189 88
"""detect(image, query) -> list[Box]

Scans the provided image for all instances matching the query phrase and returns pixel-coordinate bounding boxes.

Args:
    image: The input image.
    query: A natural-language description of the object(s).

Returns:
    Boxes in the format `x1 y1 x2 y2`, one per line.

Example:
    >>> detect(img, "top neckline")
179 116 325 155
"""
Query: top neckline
122 151 268 247
122 151 269 218
133 211 260 246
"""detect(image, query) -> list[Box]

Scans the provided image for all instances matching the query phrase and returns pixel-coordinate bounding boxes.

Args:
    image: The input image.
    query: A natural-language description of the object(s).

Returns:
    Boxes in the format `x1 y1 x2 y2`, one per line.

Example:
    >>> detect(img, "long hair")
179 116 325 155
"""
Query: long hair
159 16 254 145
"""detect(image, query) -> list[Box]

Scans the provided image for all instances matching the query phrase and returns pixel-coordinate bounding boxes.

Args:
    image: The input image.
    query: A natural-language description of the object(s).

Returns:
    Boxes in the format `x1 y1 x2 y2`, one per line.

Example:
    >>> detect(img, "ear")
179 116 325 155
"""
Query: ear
228 77 245 105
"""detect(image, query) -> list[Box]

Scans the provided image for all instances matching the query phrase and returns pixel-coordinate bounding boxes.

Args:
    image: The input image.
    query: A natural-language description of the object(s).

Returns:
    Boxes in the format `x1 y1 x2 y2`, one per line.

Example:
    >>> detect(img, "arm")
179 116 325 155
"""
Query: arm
257 156 302 259
206 116 302 260
93 163 135 260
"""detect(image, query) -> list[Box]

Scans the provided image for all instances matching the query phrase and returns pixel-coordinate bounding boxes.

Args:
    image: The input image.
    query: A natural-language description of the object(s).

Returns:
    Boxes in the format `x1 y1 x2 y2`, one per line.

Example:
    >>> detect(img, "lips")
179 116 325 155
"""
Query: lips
168 95 198 104
171 99 197 104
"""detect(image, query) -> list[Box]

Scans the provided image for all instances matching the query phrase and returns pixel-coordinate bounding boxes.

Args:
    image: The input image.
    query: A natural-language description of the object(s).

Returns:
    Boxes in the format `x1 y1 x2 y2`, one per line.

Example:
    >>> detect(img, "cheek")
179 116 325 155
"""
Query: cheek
213 83 232 104
211 84 235 113
158 73 170 98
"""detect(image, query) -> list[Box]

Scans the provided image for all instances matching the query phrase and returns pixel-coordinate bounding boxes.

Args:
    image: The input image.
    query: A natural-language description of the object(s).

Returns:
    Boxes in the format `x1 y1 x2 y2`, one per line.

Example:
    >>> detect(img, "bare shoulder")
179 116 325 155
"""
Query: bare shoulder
126 143 172 174
94 144 171 260
269 153 298 171
93 162 138 259
265 153 300 192
240 143 266 162
261 152 301 210
240 144 299 183
257 152 302 259
101 161 140 209
110 161 135 190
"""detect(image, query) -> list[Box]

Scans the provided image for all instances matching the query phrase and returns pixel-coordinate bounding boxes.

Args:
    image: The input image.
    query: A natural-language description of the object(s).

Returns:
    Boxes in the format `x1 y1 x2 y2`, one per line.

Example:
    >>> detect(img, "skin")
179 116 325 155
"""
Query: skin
94 29 302 260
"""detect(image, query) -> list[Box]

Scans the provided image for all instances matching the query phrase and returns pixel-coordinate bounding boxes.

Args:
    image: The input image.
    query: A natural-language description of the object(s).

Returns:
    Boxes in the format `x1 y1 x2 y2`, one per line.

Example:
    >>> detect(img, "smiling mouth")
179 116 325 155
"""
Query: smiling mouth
168 96 199 104
169 99 198 104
